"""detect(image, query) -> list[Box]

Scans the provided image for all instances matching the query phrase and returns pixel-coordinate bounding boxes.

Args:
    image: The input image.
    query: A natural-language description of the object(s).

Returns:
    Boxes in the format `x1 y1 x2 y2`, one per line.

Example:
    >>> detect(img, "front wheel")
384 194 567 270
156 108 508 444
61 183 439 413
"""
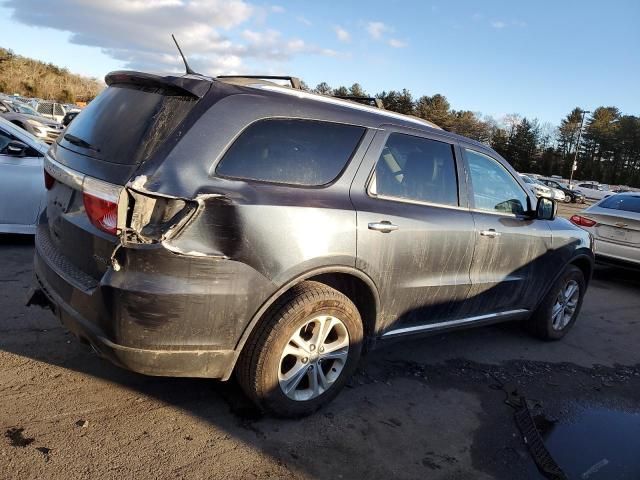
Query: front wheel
236 281 363 417
563 195 571 203
526 265 585 340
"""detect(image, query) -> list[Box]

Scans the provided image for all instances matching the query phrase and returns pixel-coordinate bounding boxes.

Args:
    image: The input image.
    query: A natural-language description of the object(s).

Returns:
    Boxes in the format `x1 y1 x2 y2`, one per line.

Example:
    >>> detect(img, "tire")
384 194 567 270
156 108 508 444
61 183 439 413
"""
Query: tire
563 195 571 203
236 281 363 417
526 265 585 340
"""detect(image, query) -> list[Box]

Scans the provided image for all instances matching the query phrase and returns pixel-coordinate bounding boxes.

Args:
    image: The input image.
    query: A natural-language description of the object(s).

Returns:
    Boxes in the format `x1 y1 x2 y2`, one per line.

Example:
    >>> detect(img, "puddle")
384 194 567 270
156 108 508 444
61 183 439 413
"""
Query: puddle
543 408 640 479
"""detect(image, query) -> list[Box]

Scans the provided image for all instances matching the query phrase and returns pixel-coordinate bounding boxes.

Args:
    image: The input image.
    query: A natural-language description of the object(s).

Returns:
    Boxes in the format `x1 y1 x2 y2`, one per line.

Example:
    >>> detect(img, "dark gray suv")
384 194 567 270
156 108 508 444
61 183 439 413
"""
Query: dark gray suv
30 71 594 416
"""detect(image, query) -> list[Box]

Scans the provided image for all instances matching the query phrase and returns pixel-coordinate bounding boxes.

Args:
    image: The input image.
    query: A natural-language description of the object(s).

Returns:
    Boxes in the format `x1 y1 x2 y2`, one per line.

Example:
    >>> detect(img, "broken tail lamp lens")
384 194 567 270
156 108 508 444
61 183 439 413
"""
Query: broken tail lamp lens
82 176 121 236
570 215 596 227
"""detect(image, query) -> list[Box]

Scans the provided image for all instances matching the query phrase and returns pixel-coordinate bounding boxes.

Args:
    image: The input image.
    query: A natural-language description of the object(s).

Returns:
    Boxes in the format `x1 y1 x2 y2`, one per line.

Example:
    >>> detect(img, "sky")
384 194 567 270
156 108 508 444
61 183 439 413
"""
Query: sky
0 0 638 125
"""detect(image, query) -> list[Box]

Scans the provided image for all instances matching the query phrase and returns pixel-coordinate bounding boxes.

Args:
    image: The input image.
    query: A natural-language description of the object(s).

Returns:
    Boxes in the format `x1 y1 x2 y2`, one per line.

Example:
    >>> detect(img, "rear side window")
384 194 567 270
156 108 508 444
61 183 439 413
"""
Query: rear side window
599 195 640 213
216 119 365 186
370 133 459 206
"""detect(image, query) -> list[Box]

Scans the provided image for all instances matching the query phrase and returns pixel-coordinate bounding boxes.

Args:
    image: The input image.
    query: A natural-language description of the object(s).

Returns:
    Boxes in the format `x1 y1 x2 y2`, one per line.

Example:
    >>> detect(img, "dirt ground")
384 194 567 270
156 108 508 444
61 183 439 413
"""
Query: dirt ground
2 204 639 479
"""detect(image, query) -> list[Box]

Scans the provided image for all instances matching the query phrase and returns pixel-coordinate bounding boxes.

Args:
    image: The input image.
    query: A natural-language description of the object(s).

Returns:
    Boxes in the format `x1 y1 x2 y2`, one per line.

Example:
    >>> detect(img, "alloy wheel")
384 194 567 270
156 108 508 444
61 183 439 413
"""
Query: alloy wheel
551 279 580 330
278 315 349 401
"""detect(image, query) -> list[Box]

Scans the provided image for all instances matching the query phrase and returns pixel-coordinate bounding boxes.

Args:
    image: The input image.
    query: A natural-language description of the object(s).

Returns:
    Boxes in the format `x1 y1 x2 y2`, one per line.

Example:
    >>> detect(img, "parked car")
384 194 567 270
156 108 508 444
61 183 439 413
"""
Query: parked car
62 110 80 126
0 99 65 144
0 117 49 234
572 182 613 201
29 71 594 417
538 178 586 203
570 193 640 267
28 100 68 123
520 174 556 199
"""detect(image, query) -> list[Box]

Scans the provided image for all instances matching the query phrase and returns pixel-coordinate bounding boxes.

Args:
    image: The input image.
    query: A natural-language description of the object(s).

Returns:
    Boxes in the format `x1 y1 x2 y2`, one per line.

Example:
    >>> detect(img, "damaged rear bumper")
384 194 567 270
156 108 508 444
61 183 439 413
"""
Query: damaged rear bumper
36 271 234 378
33 269 235 378
31 225 265 380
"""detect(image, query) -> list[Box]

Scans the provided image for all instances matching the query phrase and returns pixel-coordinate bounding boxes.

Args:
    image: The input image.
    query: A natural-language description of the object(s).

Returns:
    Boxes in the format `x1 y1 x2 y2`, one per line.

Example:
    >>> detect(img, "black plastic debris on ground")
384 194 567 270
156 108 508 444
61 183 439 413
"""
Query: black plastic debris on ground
5 427 35 448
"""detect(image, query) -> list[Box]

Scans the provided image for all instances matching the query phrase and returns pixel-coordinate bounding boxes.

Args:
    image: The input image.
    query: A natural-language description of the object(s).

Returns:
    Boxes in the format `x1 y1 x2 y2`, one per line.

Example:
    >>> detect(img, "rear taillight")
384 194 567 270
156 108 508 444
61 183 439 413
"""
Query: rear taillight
44 169 55 190
82 176 121 235
570 215 597 227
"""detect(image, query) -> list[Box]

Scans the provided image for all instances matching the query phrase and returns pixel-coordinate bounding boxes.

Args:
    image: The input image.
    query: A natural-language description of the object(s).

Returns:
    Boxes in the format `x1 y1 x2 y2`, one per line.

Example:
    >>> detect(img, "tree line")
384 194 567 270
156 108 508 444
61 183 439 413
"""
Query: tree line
0 47 103 103
303 81 640 187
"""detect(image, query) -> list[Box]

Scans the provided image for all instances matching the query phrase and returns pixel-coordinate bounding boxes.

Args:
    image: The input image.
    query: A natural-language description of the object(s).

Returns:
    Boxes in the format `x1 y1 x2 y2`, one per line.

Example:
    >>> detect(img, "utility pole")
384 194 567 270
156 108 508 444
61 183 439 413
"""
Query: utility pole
568 109 590 187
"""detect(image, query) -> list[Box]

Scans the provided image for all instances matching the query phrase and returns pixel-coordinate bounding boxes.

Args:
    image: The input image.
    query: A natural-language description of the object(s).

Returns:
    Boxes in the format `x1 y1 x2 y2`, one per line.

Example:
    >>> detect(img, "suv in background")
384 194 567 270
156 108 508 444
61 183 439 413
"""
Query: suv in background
30 71 594 417
28 100 67 123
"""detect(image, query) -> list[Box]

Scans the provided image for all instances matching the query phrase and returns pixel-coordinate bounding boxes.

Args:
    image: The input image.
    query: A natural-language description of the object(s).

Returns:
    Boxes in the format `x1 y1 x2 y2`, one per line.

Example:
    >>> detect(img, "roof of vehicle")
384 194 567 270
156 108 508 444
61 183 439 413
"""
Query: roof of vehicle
214 76 492 151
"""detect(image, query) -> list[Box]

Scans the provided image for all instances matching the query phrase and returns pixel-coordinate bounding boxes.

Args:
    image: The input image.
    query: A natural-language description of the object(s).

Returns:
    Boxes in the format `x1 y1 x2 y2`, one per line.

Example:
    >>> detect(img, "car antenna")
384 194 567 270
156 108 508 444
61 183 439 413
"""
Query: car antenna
171 34 198 75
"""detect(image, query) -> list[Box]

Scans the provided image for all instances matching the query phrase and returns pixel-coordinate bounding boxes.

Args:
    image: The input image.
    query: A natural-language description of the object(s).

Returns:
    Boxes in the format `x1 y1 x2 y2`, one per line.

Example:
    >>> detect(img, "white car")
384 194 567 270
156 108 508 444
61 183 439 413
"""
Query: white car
572 182 612 201
520 174 556 199
0 117 49 234
570 193 640 266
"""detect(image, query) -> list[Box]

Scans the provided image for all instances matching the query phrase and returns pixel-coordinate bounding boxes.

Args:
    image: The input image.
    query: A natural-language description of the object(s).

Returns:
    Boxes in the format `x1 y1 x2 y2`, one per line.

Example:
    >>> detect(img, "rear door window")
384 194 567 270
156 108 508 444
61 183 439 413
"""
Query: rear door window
216 119 365 186
369 133 459 206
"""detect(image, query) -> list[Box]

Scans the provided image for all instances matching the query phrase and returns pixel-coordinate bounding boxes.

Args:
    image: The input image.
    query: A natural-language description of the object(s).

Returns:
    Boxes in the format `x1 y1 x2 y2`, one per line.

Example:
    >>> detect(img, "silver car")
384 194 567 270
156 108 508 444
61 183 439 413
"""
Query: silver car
570 192 640 266
0 117 49 234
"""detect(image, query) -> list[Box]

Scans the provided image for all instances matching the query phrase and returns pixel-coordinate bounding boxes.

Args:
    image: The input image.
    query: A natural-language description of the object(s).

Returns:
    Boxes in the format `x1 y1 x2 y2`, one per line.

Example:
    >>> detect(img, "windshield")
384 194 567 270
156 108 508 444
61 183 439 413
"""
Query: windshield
599 194 640 213
12 103 40 116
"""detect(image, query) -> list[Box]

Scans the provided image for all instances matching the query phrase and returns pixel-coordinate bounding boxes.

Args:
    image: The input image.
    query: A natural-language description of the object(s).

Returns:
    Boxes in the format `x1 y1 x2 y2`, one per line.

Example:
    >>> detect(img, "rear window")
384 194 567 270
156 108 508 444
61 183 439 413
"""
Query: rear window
216 119 365 186
59 85 196 165
599 195 640 213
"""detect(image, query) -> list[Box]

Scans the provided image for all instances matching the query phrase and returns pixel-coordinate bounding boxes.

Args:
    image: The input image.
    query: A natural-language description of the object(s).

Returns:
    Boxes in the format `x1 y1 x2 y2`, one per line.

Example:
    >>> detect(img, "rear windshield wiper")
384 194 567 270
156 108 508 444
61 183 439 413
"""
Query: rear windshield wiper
63 133 100 153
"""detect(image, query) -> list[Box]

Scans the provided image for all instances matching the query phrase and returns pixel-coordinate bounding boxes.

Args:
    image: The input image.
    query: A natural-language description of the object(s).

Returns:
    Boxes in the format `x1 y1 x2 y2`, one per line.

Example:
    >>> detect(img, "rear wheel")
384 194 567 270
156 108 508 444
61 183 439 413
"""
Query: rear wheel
563 195 571 203
236 281 363 417
526 265 585 340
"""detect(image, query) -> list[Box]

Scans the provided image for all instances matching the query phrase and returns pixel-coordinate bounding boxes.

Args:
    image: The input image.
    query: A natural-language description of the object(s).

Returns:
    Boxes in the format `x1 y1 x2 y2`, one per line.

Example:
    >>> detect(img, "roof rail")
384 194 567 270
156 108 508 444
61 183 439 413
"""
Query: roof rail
217 75 302 90
332 95 385 109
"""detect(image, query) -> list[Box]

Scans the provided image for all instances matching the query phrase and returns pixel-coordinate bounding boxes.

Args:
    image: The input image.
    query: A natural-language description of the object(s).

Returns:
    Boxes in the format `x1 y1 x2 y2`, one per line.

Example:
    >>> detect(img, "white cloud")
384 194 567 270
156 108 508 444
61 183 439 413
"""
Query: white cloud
334 25 351 42
270 5 285 13
388 38 407 48
3 0 335 75
491 20 506 29
366 21 389 39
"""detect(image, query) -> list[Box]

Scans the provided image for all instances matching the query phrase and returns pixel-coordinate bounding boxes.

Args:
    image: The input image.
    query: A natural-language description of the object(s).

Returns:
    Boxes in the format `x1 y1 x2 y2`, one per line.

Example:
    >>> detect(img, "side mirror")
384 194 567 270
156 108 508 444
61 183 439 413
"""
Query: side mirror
536 196 557 220
5 140 28 157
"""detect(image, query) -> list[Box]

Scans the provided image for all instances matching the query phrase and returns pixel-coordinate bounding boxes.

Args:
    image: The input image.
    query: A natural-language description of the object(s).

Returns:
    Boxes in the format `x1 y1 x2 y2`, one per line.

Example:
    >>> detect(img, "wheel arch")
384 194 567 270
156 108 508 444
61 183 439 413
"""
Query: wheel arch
224 266 381 380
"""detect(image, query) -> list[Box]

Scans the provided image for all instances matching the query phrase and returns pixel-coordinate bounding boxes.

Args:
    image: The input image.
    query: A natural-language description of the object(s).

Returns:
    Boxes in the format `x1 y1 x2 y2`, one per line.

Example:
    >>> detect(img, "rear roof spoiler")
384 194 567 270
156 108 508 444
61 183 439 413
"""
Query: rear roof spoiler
105 71 212 98
217 75 302 90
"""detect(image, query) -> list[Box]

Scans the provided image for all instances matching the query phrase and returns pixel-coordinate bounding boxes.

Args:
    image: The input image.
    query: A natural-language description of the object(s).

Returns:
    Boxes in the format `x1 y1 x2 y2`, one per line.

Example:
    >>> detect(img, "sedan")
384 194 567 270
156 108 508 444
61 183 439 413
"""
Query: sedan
570 192 640 267
0 99 65 144
572 182 612 201
0 117 49 234
538 178 586 203
520 174 559 200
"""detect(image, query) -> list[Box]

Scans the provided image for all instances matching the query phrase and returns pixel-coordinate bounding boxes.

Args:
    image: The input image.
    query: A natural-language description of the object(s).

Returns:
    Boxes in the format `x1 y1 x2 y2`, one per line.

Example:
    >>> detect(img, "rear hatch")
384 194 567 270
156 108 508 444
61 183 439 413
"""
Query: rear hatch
43 72 210 283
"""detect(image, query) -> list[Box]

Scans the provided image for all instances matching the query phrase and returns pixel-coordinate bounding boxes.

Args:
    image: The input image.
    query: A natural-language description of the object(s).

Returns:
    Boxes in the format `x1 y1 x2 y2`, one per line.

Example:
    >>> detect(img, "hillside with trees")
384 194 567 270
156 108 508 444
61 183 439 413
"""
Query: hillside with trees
305 81 640 188
0 47 103 102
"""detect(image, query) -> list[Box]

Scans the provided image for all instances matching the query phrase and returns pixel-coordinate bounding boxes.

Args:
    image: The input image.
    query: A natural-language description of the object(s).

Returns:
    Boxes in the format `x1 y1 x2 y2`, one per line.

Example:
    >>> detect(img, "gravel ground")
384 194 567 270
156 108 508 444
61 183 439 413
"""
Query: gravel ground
2 205 639 479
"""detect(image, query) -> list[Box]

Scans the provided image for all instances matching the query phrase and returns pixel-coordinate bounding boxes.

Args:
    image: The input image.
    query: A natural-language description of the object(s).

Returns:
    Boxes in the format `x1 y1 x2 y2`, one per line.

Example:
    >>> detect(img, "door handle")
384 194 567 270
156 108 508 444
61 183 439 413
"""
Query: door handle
480 229 501 238
368 221 399 233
